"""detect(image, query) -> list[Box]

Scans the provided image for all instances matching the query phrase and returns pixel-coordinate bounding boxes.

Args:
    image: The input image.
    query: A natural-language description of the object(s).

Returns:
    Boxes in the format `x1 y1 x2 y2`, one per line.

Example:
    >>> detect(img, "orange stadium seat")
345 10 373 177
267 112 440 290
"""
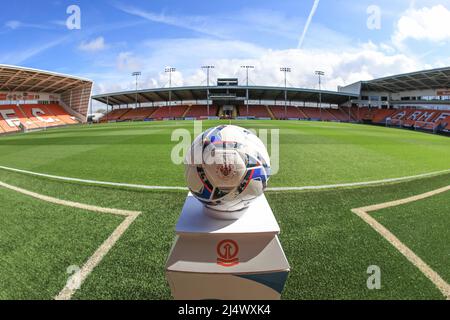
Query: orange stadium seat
149 105 188 119
184 105 218 119
119 107 156 121
239 105 272 118
0 107 21 133
44 104 79 124
0 105 39 130
323 108 338 121
0 103 80 134
371 109 397 123
301 108 322 120
102 108 132 121
328 108 349 121
269 106 304 119
20 104 63 127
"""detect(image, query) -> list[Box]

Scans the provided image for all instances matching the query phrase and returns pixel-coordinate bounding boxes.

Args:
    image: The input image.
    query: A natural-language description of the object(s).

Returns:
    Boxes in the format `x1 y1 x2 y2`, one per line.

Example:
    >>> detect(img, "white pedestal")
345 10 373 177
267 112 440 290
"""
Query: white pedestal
165 193 290 300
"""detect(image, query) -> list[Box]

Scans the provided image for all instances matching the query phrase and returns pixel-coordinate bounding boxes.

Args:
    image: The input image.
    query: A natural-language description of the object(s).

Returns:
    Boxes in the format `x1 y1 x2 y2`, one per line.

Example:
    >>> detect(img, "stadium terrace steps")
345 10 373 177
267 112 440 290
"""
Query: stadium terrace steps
340 107 358 121
119 107 156 121
329 108 348 121
0 105 39 130
238 105 272 118
297 108 308 119
20 104 63 127
269 106 303 119
184 105 218 118
302 107 322 120
324 108 338 121
371 109 397 123
266 105 275 119
148 105 189 119
182 106 191 118
44 104 79 124
103 108 132 121
15 105 40 129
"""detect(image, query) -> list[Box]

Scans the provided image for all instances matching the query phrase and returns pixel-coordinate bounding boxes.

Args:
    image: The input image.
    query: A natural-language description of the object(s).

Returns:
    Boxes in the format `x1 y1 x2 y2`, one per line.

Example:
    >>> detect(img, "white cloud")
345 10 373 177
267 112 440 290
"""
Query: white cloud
4 20 50 30
116 51 142 72
89 38 423 98
79 37 107 52
5 20 21 29
393 5 450 46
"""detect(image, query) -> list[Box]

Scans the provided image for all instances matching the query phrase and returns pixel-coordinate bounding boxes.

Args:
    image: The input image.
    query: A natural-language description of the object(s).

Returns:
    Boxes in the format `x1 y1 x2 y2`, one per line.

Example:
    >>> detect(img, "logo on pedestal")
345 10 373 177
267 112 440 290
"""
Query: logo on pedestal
216 239 239 267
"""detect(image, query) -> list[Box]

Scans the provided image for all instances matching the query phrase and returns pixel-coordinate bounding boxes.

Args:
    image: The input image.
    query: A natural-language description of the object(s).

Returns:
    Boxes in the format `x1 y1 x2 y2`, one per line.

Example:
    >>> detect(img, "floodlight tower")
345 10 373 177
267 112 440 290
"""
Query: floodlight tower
202 65 215 117
241 65 254 117
132 71 141 108
280 67 291 120
165 67 176 119
315 70 325 121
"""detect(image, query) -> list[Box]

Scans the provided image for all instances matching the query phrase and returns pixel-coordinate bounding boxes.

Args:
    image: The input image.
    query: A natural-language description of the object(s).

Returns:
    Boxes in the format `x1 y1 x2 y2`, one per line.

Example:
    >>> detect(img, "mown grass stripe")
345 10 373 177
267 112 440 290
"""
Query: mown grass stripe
0 180 141 300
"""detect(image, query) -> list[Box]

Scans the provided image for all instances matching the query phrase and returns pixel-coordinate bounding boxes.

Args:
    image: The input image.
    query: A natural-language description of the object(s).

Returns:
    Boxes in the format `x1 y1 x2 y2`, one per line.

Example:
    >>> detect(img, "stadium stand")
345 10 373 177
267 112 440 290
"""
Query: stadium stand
20 104 63 127
44 104 79 124
184 105 218 119
269 106 304 119
329 108 349 121
0 65 92 135
371 109 397 123
102 108 131 122
301 107 322 120
238 105 272 119
0 103 79 133
340 107 358 121
119 107 156 121
0 105 33 132
149 105 189 119
97 103 449 135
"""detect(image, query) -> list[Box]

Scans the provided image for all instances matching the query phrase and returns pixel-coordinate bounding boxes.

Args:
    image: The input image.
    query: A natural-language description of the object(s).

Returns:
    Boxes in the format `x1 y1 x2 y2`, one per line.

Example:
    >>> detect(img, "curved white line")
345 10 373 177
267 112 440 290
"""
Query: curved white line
267 169 450 191
0 180 141 300
1 165 449 192
0 165 187 191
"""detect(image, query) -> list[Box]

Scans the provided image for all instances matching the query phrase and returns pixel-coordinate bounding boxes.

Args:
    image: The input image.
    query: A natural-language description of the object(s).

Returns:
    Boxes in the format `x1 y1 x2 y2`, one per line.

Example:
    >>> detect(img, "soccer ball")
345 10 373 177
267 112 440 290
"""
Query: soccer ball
185 125 270 213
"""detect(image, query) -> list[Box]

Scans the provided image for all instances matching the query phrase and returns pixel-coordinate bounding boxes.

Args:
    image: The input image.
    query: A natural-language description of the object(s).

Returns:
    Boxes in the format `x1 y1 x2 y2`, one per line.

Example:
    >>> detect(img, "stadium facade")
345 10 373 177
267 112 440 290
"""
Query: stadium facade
0 64 449 135
92 67 450 134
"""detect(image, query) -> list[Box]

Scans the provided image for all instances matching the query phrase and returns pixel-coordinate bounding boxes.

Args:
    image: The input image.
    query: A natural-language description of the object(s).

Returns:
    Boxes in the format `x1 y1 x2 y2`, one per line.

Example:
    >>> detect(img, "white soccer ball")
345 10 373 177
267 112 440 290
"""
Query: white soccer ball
185 125 270 213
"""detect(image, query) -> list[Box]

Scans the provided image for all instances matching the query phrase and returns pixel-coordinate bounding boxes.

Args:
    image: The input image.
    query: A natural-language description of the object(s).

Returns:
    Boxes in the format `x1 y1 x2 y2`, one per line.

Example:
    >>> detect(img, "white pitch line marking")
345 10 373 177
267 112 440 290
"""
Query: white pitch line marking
351 185 450 300
1 165 449 192
0 165 187 191
0 181 141 300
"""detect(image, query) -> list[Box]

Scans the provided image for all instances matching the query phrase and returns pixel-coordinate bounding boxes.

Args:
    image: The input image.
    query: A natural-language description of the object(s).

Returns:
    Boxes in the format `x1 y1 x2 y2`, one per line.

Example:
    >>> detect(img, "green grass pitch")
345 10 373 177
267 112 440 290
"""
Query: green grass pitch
0 120 449 299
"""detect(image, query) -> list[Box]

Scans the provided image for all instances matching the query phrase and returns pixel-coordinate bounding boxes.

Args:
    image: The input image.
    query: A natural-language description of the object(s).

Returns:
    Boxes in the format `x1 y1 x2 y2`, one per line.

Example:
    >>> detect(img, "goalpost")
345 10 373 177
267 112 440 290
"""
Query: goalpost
414 121 437 134
385 118 403 128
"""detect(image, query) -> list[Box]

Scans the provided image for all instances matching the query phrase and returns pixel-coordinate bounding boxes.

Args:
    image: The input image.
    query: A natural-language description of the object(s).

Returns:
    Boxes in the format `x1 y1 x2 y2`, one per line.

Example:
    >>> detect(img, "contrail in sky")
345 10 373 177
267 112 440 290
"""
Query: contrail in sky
298 0 320 49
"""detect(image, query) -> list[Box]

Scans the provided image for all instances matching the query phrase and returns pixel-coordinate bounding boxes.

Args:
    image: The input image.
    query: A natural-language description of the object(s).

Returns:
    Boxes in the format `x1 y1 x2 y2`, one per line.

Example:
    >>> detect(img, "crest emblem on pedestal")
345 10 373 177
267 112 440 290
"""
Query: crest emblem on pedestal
216 239 239 267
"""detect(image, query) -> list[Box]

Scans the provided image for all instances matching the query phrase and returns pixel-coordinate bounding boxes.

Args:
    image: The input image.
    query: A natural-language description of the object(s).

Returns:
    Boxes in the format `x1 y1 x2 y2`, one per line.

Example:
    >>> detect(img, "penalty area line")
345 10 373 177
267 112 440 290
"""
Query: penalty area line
0 165 449 192
0 180 142 301
351 185 450 300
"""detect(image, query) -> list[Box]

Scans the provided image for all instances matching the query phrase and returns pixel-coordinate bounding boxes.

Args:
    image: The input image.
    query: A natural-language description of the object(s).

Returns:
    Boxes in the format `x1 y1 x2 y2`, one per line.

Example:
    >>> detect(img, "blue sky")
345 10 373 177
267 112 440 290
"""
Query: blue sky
2 0 450 94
